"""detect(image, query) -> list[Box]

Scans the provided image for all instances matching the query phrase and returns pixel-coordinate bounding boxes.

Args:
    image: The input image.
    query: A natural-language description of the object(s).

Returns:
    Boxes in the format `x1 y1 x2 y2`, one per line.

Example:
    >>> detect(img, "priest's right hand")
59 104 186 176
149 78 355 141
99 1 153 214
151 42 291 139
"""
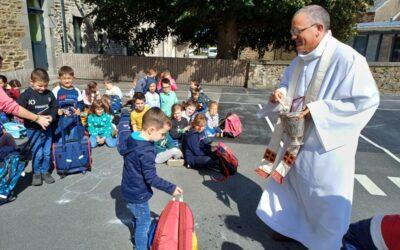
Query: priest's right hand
269 90 283 103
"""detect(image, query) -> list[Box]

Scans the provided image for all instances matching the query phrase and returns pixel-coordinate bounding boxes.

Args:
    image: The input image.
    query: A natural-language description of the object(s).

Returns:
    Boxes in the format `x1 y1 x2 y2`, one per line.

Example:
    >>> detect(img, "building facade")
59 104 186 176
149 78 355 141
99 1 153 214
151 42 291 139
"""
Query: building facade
0 0 125 81
352 0 400 62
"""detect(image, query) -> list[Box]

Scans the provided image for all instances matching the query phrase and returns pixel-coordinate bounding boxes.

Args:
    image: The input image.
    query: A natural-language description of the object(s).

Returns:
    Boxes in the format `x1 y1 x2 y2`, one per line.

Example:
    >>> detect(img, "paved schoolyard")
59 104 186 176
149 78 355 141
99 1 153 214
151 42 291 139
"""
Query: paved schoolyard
0 85 399 250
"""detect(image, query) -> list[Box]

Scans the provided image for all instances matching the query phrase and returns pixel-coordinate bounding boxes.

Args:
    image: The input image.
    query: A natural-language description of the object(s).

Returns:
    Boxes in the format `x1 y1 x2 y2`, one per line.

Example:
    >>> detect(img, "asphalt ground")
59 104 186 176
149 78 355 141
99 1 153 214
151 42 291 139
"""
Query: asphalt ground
0 85 399 250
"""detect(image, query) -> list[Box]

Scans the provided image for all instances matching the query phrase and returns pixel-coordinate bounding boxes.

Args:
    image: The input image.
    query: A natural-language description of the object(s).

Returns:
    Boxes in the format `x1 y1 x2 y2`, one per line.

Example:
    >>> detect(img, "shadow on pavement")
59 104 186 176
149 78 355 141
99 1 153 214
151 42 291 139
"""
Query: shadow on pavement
221 241 244 250
199 168 273 248
111 185 134 240
110 185 159 243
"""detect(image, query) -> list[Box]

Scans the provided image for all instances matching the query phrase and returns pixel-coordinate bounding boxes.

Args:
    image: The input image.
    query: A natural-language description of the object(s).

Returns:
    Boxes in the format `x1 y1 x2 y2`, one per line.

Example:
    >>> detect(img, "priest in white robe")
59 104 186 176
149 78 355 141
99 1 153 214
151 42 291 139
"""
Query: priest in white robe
256 5 380 249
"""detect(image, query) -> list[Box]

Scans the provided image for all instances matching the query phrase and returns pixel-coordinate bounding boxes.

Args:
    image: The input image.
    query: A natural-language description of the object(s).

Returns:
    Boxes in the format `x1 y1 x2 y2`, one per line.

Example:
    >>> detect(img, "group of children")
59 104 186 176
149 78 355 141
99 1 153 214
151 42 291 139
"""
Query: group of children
0 66 227 249
0 66 124 186
126 68 224 169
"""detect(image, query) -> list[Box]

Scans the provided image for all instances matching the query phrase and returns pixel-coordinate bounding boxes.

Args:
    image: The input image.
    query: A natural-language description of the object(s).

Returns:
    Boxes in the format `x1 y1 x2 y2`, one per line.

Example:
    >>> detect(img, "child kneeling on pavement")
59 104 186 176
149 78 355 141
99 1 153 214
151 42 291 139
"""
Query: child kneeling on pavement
155 131 184 167
17 68 58 186
121 107 183 250
87 100 117 148
183 113 219 169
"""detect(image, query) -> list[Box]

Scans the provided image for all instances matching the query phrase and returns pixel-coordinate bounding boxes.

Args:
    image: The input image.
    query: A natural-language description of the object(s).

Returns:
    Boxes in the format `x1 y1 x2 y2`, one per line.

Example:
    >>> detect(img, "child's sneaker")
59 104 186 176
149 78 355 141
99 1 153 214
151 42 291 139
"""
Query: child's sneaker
32 173 42 186
42 173 55 184
167 159 184 167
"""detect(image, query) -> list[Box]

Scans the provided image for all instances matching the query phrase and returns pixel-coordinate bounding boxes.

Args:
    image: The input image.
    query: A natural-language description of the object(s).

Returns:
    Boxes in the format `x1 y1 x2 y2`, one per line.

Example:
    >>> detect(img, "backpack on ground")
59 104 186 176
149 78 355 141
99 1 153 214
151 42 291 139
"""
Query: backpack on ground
117 109 132 155
110 95 122 115
0 153 26 205
52 115 92 176
3 122 27 139
214 142 238 181
220 113 243 138
151 197 198 250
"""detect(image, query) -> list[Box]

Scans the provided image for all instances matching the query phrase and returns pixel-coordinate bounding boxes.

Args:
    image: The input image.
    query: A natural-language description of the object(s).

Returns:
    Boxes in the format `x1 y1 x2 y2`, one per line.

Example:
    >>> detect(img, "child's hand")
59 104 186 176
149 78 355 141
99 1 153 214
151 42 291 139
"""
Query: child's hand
57 109 64 115
73 108 81 116
172 186 183 196
44 115 53 122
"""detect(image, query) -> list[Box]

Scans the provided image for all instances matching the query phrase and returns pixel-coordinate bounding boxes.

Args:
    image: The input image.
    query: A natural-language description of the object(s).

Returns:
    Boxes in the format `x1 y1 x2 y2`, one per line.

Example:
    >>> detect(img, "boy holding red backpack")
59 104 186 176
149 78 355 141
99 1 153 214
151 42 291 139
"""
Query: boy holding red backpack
121 107 183 250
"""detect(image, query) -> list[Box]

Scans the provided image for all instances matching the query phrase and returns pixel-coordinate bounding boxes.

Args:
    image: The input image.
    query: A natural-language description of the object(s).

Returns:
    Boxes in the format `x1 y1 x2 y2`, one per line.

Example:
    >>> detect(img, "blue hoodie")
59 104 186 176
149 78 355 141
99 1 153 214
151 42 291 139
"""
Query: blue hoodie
182 129 213 166
121 132 176 203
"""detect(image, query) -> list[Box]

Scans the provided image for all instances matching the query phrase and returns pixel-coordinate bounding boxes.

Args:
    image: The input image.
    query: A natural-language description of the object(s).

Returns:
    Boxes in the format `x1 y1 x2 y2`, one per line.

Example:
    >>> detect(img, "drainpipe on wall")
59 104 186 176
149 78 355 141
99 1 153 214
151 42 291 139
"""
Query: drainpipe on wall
60 0 68 53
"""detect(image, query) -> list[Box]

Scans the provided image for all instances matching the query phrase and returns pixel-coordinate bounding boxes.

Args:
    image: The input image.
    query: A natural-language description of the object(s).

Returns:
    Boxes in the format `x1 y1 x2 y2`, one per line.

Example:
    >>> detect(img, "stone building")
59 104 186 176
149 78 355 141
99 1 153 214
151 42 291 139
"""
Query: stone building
352 0 400 61
0 0 125 81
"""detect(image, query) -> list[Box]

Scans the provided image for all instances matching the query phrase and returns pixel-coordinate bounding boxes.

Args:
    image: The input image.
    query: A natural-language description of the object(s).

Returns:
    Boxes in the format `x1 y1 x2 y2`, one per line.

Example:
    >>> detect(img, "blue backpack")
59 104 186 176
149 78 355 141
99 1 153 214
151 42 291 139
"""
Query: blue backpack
3 122 27 139
52 115 91 176
110 95 122 115
0 154 25 204
117 109 132 155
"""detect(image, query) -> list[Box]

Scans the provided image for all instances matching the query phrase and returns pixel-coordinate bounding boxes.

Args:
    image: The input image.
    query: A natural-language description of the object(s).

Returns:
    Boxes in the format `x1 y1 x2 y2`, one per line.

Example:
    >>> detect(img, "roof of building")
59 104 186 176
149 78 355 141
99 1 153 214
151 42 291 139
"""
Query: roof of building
369 0 390 12
357 20 400 31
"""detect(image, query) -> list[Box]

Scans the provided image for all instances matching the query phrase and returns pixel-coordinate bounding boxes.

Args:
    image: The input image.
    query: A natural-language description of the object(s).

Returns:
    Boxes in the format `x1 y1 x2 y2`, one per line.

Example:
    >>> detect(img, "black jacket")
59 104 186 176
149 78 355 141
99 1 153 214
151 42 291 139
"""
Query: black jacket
17 87 58 130
170 118 189 141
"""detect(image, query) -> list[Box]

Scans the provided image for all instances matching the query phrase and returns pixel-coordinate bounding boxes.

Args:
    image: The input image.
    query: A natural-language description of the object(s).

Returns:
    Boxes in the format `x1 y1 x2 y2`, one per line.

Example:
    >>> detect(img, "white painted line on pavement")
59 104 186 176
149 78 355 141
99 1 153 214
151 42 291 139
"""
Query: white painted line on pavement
259 104 284 147
265 116 274 132
355 174 387 196
360 134 400 164
388 177 400 189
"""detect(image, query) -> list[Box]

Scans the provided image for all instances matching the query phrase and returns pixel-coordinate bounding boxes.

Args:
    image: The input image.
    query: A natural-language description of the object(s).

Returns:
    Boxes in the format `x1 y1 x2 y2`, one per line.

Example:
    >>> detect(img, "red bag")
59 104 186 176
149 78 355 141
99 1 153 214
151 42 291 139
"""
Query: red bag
214 142 238 181
222 113 243 138
152 198 197 250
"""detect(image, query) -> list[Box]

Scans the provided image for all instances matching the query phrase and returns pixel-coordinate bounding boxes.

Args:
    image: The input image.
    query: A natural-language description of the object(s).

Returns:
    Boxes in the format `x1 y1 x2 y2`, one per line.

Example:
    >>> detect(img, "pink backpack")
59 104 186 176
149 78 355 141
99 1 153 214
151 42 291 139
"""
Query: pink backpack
222 113 243 138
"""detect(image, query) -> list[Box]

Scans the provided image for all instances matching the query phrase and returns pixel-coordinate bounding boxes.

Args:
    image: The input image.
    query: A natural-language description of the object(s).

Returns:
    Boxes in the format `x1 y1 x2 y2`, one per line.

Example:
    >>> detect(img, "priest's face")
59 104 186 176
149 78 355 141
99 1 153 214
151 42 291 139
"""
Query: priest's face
291 12 324 54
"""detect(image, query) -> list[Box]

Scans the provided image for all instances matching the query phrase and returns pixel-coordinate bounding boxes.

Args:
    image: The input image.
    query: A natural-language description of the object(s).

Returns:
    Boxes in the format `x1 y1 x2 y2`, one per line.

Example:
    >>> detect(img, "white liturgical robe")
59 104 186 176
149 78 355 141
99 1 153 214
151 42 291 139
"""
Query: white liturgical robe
256 32 380 249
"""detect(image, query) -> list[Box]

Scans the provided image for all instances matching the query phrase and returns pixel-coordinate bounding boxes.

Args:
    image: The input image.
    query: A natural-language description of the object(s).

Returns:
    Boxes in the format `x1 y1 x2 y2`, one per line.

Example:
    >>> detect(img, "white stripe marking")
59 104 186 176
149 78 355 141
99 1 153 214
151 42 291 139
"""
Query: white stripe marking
259 104 284 147
360 134 400 164
355 174 386 196
388 177 400 189
265 116 274 132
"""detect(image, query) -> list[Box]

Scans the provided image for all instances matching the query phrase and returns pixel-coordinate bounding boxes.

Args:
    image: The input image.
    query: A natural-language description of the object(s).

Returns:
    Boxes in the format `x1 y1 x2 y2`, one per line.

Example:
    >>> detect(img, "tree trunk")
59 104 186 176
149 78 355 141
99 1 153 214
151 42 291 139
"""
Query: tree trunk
217 16 239 59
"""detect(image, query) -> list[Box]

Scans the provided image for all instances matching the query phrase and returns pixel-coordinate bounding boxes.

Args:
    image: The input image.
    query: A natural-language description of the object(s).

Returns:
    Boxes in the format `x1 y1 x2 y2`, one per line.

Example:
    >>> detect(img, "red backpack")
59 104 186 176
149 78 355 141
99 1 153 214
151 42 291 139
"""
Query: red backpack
152 198 198 250
215 142 238 181
222 113 243 138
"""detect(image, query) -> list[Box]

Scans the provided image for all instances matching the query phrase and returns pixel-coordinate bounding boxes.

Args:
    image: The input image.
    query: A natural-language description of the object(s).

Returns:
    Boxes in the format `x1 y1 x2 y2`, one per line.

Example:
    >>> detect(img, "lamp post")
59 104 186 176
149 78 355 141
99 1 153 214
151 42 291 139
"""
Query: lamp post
60 0 68 52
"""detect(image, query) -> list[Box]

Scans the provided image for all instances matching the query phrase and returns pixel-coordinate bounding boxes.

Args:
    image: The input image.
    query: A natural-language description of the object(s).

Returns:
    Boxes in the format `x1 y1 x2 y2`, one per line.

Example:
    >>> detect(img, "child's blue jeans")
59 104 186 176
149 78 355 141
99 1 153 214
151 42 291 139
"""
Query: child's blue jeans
89 135 117 148
27 128 52 174
126 201 151 250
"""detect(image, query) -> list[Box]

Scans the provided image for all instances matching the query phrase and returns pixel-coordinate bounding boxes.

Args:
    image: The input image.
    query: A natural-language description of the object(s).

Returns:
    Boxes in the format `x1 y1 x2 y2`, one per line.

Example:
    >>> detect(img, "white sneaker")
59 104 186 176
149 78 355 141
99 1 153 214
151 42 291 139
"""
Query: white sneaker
167 159 184 167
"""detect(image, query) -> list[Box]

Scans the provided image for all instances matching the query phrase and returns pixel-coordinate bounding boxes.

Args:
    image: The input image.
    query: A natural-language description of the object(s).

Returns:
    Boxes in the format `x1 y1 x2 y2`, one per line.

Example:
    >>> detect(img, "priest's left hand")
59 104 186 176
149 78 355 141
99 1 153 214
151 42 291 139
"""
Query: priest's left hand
300 107 311 120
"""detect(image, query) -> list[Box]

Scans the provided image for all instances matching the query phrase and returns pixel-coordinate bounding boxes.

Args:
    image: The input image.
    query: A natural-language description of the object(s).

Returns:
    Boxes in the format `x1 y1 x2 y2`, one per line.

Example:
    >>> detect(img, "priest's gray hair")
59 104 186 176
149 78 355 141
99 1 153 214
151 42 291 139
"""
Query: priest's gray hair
294 5 330 32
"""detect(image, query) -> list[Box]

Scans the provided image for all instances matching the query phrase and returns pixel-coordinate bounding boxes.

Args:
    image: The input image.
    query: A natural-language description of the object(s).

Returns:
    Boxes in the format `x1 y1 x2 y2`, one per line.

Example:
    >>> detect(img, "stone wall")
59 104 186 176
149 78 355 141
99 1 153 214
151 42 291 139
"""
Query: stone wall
369 62 400 93
239 47 296 61
247 61 400 94
0 0 28 72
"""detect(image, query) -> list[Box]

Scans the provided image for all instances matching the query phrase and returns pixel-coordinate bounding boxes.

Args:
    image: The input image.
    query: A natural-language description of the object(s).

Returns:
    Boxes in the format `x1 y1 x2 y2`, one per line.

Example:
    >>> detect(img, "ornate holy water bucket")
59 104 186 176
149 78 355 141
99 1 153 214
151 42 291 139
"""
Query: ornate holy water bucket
279 111 305 146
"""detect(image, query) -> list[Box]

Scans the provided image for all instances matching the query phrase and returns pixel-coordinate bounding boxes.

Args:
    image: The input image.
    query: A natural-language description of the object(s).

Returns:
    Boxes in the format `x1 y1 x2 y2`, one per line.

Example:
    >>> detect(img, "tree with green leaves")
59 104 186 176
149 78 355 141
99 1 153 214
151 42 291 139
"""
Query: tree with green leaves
85 0 372 59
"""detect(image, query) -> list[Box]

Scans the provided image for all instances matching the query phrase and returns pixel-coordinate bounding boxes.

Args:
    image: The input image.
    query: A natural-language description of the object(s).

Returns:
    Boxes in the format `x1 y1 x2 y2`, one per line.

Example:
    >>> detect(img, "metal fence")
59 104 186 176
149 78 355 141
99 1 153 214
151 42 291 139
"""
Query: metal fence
59 53 249 87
